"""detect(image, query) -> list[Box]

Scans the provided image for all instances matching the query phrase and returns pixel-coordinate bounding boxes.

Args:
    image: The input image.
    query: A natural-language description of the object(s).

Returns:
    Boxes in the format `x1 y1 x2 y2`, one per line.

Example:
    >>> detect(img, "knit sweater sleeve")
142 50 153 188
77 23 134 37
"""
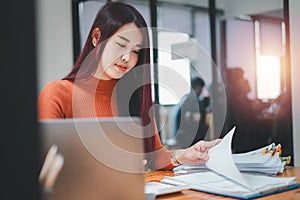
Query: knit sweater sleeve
148 123 175 171
38 80 73 120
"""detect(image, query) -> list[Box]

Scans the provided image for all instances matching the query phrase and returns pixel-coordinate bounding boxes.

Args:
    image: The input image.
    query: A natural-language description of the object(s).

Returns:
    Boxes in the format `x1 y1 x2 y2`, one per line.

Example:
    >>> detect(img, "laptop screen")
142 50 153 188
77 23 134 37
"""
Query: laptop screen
38 117 146 200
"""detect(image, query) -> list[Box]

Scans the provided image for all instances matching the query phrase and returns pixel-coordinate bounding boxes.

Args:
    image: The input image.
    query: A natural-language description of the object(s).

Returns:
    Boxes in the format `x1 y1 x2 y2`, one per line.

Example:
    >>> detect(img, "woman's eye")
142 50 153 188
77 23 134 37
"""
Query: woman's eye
116 42 126 48
133 50 140 54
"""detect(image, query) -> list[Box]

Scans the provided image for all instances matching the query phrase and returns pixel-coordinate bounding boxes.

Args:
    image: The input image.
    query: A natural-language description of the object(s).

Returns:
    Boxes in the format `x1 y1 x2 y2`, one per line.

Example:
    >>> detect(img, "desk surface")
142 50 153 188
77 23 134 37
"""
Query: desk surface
145 166 300 200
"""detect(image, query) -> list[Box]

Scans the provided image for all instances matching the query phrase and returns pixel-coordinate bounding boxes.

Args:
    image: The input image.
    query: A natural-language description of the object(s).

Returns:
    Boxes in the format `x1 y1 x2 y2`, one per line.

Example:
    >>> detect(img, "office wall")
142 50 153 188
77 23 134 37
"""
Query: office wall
36 0 73 92
290 0 300 167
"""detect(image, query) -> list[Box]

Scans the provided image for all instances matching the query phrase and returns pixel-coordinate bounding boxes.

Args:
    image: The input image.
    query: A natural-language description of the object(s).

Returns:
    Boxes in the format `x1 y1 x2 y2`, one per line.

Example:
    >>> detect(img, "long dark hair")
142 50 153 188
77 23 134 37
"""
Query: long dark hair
64 2 155 152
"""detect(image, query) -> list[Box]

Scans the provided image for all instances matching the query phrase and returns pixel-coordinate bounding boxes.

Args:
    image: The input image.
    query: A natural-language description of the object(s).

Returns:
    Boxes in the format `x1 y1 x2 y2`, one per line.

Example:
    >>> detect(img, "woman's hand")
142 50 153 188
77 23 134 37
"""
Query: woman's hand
175 139 222 165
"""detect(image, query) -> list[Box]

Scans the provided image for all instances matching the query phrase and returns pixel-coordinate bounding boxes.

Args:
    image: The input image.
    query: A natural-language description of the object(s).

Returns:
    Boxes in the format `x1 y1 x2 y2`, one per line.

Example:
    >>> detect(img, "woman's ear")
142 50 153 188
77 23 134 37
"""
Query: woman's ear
91 28 101 47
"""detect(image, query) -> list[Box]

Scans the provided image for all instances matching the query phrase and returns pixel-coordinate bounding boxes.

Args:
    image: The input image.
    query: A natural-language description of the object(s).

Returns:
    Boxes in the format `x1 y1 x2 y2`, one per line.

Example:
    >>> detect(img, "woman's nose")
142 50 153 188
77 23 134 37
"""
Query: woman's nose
121 52 130 63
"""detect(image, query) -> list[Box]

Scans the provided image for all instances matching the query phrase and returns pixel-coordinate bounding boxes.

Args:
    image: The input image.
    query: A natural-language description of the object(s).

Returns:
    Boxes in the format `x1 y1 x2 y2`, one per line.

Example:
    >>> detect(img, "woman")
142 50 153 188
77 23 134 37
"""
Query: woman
38 2 220 170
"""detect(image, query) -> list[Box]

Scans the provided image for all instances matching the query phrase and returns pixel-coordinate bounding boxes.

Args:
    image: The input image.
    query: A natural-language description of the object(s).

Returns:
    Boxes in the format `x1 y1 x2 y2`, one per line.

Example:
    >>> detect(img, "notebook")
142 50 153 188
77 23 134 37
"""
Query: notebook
38 117 146 200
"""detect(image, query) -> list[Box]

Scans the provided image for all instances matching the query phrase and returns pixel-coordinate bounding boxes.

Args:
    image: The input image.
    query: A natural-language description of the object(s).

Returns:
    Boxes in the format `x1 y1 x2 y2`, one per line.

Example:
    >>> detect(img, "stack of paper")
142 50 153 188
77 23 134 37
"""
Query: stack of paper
232 145 286 175
174 142 286 176
162 127 300 199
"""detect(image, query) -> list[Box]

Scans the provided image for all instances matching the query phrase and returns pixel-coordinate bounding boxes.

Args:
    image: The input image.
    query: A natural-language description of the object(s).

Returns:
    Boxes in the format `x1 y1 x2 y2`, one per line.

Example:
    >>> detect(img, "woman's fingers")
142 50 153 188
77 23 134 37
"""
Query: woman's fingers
205 139 222 149
191 153 209 164
193 139 221 152
181 139 222 165
196 151 209 161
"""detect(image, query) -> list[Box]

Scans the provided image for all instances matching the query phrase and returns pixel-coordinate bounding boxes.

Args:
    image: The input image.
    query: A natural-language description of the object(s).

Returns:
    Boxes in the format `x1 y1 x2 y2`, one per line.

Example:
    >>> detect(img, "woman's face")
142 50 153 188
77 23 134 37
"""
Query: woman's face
95 23 143 80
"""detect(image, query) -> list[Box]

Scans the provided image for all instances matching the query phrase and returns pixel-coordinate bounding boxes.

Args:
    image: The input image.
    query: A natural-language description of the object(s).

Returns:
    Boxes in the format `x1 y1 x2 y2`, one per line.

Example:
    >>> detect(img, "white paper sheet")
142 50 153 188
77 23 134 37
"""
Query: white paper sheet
205 127 251 190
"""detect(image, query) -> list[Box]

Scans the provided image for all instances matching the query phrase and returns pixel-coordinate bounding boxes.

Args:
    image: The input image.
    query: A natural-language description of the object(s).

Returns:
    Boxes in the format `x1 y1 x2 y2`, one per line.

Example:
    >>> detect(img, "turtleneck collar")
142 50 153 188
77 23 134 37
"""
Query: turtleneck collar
75 76 117 94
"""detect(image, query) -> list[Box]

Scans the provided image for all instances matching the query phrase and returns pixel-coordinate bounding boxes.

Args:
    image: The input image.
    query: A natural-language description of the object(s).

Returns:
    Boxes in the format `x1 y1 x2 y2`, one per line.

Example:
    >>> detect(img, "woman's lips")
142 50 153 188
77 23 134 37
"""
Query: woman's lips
115 64 127 72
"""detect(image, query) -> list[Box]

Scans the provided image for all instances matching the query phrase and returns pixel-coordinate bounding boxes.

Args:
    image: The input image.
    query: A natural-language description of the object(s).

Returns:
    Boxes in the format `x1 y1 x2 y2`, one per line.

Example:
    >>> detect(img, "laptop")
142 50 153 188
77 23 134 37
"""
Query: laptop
38 117 146 200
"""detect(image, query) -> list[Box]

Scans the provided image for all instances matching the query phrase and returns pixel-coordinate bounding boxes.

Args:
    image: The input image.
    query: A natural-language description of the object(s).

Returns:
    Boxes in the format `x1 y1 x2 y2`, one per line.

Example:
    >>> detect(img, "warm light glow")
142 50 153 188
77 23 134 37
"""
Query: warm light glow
256 55 281 100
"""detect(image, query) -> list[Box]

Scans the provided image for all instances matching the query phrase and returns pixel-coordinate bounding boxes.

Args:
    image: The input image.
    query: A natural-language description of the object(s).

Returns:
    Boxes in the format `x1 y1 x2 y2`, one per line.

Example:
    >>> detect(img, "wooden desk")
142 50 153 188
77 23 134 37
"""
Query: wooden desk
145 167 300 199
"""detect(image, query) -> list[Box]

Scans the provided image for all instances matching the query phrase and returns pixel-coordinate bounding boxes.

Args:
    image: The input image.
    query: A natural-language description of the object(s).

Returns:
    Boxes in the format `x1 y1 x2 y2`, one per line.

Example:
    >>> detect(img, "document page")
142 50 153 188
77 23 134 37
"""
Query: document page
163 171 250 193
205 127 251 190
232 149 273 167
244 173 295 191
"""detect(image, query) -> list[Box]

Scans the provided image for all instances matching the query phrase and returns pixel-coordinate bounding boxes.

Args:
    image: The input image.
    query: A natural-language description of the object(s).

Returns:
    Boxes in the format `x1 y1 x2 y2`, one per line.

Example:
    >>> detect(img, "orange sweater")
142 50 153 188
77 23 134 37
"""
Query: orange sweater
38 77 174 170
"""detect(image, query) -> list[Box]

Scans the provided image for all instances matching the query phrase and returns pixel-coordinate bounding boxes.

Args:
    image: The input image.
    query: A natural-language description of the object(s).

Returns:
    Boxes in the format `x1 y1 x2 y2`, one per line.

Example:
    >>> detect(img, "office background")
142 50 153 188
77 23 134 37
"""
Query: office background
36 0 300 164
1 0 299 199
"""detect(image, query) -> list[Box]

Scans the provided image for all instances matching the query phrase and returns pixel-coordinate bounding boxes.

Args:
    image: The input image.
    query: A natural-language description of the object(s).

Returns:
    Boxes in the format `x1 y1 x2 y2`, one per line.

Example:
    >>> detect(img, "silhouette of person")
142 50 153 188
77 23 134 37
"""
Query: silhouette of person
174 77 210 148
222 67 269 153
